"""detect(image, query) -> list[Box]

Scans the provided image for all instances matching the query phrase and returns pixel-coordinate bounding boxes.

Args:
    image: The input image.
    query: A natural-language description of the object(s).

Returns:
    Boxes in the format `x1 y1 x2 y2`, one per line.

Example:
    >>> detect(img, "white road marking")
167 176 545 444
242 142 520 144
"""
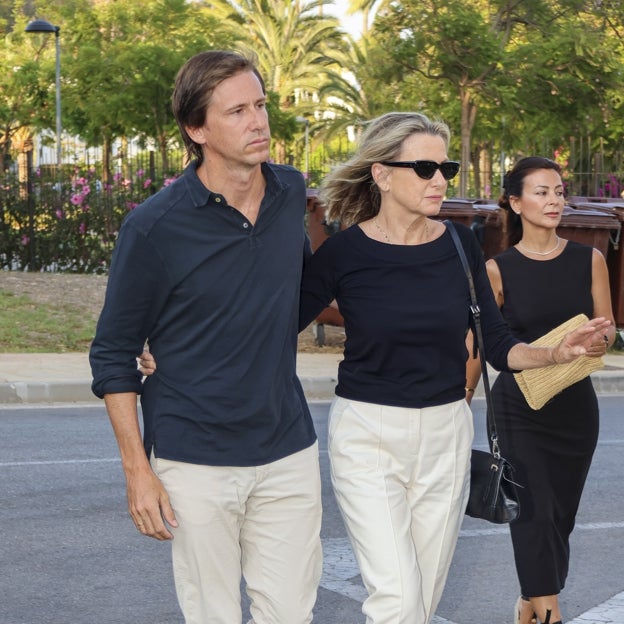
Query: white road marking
0 458 120 467
321 533 624 624
567 591 624 624
3 455 623 622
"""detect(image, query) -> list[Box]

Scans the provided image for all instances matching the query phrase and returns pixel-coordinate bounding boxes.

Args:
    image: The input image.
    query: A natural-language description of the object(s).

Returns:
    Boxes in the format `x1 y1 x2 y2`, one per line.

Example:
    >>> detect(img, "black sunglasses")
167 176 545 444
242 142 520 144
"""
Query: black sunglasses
381 160 460 180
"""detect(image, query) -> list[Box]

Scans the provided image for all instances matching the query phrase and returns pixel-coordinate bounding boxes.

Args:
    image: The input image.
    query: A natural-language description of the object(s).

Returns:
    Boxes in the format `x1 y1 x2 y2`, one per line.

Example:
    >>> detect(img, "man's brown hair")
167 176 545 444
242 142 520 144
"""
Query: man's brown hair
172 50 265 164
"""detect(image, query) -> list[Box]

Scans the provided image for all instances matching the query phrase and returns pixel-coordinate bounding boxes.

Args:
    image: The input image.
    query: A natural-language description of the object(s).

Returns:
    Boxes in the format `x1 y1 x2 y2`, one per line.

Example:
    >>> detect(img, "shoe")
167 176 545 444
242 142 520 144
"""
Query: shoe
541 609 562 624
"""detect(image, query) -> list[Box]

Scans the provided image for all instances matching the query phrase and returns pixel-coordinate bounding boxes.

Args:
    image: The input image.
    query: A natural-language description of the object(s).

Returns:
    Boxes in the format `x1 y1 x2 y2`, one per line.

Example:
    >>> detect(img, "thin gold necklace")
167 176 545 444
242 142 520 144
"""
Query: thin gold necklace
516 236 560 256
373 217 429 244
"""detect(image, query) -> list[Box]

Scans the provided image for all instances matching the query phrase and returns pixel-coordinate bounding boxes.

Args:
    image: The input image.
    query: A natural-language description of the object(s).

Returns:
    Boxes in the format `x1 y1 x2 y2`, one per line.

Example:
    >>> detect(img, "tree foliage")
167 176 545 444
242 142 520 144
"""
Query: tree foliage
2 0 624 196
206 0 348 162
370 0 622 195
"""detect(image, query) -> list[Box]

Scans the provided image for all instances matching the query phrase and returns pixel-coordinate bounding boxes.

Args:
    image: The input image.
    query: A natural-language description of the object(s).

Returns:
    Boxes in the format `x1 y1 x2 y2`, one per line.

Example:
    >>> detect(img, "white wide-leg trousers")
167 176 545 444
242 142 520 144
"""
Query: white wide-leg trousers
328 398 472 624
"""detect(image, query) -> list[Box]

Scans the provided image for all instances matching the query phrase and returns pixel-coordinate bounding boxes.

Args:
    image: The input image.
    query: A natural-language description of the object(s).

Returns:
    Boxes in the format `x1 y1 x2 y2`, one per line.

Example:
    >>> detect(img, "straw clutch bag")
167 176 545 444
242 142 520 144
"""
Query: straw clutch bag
513 314 604 410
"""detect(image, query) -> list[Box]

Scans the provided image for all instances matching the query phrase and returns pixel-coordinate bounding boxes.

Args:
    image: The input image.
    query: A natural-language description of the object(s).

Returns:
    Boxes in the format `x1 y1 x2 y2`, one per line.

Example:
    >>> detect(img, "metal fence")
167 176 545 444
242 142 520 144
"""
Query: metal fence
1 147 184 272
2 137 624 272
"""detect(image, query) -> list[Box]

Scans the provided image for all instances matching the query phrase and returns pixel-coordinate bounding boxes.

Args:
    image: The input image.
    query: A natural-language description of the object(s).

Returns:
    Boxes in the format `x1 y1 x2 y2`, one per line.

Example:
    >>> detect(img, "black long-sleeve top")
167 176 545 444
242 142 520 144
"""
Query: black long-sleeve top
90 161 316 467
299 222 520 408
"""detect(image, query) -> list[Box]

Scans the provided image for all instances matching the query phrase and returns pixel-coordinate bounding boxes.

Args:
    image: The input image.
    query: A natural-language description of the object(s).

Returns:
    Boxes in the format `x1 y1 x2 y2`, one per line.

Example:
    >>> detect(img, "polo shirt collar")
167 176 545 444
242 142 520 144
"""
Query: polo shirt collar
183 160 287 209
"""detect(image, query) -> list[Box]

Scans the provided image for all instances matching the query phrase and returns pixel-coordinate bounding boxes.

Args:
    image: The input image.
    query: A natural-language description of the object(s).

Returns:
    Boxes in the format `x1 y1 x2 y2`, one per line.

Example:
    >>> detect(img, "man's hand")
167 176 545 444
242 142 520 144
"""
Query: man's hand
126 465 178 541
103 392 175 540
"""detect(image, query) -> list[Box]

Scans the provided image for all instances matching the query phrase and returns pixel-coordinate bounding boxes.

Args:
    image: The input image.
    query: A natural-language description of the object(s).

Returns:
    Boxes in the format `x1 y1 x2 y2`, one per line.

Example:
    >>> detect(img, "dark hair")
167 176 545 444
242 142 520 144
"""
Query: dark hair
499 156 563 243
172 50 265 165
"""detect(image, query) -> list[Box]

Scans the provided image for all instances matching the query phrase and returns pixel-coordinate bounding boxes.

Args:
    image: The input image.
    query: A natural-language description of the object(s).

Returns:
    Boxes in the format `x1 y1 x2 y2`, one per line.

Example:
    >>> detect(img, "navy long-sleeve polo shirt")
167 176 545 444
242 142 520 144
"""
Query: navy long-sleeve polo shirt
90 161 316 467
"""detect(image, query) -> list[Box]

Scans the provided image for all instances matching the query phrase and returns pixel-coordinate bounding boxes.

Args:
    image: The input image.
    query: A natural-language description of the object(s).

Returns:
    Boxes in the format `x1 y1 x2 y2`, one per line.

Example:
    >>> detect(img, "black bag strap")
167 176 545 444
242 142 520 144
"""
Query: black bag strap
445 220 501 458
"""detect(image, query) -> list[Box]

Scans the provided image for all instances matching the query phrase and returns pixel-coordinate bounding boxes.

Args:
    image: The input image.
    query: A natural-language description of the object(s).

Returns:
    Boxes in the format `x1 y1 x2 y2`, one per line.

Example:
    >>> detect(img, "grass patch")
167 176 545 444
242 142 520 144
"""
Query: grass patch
0 290 96 352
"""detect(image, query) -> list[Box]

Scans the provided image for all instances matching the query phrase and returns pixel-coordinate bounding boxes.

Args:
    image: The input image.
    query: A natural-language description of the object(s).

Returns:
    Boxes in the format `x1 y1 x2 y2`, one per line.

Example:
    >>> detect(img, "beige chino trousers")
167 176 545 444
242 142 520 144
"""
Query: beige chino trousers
152 442 323 624
329 398 472 624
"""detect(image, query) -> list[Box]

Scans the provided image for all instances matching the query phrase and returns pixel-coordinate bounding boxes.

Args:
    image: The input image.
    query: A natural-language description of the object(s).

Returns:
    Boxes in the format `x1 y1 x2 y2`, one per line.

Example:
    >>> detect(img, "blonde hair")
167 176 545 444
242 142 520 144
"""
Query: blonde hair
320 112 451 226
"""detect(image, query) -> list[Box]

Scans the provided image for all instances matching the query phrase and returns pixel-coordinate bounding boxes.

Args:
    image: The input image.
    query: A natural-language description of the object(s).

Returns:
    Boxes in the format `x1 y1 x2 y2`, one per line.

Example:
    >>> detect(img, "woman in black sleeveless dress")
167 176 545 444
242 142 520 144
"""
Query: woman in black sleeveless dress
467 157 616 624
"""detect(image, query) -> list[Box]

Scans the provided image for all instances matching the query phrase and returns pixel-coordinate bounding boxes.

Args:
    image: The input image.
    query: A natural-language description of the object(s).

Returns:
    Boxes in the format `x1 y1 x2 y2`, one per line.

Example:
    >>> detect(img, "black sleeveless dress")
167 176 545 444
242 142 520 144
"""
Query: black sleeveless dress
490 241 599 597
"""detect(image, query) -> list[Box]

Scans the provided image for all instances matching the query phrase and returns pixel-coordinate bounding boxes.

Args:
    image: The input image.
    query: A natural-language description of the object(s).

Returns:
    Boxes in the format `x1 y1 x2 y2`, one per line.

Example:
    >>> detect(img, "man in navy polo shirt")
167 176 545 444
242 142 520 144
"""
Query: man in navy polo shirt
90 50 321 623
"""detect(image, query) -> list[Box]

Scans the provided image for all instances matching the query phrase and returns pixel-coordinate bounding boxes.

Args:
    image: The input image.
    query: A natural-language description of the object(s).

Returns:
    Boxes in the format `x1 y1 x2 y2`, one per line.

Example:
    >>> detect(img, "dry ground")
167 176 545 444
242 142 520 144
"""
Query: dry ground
0 272 345 353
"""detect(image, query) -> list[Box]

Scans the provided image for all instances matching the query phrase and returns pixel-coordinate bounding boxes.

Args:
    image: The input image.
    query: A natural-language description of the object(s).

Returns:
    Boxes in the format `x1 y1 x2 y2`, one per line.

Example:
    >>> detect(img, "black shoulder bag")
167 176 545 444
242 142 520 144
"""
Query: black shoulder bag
446 220 521 524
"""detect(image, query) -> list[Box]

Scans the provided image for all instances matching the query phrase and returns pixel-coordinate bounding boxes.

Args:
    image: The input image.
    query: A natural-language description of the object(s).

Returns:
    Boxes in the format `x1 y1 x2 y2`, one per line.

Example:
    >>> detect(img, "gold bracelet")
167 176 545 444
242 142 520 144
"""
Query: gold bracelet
465 387 475 393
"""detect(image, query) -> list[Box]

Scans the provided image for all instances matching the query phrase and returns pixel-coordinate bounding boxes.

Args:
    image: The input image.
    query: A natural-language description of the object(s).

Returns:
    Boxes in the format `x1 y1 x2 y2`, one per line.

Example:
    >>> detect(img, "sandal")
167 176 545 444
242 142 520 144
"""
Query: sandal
541 609 562 624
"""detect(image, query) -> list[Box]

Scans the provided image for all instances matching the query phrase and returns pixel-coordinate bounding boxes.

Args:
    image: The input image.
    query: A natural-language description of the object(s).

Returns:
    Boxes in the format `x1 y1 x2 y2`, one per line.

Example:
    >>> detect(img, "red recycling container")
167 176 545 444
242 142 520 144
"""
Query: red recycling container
566 199 624 327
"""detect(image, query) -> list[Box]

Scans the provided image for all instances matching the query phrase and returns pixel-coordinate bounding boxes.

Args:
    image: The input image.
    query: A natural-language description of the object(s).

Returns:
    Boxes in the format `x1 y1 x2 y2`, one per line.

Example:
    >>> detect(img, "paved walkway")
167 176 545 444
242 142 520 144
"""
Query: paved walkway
0 351 623 404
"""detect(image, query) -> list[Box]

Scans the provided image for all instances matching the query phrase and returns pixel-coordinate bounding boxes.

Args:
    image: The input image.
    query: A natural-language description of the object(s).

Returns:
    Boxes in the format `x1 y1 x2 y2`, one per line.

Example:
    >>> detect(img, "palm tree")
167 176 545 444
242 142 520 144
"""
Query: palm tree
346 0 388 35
312 35 392 145
209 0 348 161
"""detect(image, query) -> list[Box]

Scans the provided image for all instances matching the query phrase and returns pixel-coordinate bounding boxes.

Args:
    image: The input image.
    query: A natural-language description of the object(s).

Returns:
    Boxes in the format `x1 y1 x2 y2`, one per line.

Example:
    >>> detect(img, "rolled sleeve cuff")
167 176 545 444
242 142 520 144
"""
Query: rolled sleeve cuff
91 372 143 399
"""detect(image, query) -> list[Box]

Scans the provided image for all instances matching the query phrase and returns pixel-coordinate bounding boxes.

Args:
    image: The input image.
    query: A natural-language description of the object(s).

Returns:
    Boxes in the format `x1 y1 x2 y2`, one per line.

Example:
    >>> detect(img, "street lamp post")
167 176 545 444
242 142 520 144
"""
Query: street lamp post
25 19 62 171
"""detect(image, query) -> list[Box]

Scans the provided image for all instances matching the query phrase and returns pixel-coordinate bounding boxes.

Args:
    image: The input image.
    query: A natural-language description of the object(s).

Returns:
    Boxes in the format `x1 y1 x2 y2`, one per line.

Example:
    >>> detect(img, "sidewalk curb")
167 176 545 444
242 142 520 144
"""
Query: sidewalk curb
0 380 96 404
474 368 624 399
1 371 623 405
0 377 341 405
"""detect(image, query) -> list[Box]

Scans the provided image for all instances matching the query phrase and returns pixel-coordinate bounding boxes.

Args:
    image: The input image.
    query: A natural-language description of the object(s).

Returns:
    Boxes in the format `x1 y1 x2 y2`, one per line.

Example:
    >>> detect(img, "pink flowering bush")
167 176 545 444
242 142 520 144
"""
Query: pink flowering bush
0 164 180 272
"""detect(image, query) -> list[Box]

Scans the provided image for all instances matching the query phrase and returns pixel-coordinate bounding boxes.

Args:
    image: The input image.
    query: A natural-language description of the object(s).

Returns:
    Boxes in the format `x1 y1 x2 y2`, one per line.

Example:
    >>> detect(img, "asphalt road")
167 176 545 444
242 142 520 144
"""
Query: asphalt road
1 397 623 624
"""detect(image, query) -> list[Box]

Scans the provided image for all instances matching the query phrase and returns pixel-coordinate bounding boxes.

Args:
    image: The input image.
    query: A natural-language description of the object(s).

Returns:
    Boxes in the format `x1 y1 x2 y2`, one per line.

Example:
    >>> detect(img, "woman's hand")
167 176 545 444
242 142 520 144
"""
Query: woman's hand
583 333 610 359
551 317 612 364
509 317 612 370
137 348 157 376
